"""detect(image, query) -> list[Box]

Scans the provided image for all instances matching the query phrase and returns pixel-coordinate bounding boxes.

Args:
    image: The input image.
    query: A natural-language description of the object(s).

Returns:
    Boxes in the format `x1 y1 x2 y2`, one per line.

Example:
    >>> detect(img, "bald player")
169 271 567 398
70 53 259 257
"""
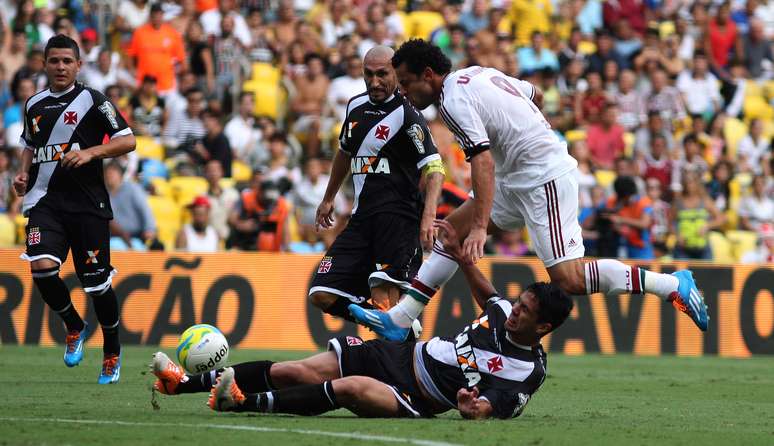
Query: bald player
308 46 445 335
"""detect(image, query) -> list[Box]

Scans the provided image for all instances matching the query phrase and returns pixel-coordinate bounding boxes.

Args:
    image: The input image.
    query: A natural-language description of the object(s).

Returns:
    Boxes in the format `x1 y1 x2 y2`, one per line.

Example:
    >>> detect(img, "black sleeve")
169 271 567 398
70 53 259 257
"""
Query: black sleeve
90 89 131 138
479 387 533 419
20 97 33 149
403 103 440 166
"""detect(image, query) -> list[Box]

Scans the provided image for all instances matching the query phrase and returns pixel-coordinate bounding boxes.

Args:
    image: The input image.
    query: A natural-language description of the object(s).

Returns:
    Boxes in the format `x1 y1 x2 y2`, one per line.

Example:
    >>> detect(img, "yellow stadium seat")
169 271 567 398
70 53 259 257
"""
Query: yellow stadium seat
723 117 747 159
14 214 27 245
578 41 597 55
0 214 16 247
743 96 774 121
150 177 172 198
169 176 208 206
219 178 236 190
147 196 182 250
764 80 774 101
708 231 734 264
407 11 445 40
727 230 758 262
242 80 283 120
250 62 281 84
134 136 165 160
231 161 252 182
623 132 635 158
564 129 587 143
743 81 763 98
595 170 617 188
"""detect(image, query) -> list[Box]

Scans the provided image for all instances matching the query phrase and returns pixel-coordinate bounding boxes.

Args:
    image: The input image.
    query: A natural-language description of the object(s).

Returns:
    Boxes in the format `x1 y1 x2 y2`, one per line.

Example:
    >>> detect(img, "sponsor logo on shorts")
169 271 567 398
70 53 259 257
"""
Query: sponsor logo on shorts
317 256 333 274
27 227 41 245
346 336 363 346
86 250 100 264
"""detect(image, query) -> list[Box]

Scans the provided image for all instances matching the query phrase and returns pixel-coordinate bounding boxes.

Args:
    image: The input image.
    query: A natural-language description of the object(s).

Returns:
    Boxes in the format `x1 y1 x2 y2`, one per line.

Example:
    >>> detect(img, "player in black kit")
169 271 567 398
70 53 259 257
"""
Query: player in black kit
151 220 573 420
308 45 445 334
13 35 135 384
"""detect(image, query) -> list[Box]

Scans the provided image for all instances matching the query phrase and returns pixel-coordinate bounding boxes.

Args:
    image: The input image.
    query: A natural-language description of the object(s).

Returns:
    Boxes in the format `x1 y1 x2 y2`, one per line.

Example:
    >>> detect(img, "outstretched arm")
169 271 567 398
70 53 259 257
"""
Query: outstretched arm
457 387 494 420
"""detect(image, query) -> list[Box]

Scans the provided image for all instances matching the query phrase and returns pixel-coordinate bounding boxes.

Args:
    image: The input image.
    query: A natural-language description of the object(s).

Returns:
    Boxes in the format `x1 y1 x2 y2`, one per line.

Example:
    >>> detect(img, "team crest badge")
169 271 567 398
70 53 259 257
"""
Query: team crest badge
487 355 504 373
63 111 78 125
374 124 390 140
27 227 41 245
346 336 363 346
318 256 333 273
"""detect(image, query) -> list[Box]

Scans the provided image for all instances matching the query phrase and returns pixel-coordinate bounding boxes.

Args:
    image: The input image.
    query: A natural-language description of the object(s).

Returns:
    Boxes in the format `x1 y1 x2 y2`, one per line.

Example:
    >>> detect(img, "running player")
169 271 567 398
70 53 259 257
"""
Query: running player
349 39 708 341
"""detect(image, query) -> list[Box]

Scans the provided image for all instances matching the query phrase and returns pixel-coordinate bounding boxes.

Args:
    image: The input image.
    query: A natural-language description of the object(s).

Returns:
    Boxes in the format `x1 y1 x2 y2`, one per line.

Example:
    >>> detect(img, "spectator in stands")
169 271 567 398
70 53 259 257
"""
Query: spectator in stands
224 92 262 163
634 110 675 156
163 87 206 152
80 48 133 94
186 20 215 94
707 1 737 74
290 53 331 158
646 69 686 128
737 119 770 174
570 140 597 208
615 69 646 131
197 108 233 177
3 77 35 150
493 229 531 257
327 55 364 124
576 71 608 125
741 222 774 264
169 0 197 37
639 134 678 197
200 0 252 48
79 28 100 65
739 18 773 80
126 3 186 94
738 174 774 239
602 0 646 35
587 29 625 73
105 161 157 251
129 75 167 138
0 28 27 83
672 171 726 260
676 51 722 119
706 160 733 213
321 0 356 48
290 157 340 252
176 195 220 252
213 14 246 103
204 159 239 241
0 148 18 214
459 0 490 36
358 22 393 58
509 0 553 47
115 0 151 37
586 102 625 170
228 172 290 251
12 48 46 92
517 31 560 73
165 71 197 120
263 132 301 194
645 178 671 258
678 134 710 182
271 0 299 50
602 176 654 259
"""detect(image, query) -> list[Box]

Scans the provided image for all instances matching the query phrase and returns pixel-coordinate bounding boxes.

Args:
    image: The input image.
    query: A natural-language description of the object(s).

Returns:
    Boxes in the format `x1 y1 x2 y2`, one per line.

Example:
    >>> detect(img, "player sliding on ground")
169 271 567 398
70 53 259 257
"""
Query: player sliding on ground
349 39 709 341
151 220 573 419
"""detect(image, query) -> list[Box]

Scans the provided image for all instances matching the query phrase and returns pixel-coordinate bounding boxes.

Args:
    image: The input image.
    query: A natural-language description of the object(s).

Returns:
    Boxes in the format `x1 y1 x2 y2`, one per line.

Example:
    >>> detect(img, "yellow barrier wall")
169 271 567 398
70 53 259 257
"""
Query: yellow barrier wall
0 250 771 356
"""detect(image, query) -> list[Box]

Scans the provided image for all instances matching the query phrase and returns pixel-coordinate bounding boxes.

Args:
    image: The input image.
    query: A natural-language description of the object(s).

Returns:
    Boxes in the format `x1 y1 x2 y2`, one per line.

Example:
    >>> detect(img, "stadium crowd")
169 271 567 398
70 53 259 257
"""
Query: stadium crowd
0 0 771 262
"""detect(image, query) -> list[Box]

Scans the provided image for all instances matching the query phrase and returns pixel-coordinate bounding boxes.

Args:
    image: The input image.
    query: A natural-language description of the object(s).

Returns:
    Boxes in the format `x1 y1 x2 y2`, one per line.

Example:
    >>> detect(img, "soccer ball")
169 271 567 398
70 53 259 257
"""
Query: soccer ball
176 324 229 374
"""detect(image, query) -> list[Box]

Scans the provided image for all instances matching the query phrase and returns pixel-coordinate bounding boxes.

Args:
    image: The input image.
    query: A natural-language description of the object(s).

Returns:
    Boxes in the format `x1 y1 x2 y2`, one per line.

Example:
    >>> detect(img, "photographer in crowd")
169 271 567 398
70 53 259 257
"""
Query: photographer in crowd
228 170 289 251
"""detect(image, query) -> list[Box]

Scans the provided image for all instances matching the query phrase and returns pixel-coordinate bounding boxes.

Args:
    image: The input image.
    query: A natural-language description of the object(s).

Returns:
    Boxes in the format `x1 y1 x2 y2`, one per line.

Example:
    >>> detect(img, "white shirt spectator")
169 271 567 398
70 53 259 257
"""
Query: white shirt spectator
79 62 133 94
676 70 721 115
385 12 405 39
224 115 262 161
180 223 220 252
117 0 151 30
737 134 771 173
738 193 774 233
327 76 364 122
321 19 356 48
200 10 252 48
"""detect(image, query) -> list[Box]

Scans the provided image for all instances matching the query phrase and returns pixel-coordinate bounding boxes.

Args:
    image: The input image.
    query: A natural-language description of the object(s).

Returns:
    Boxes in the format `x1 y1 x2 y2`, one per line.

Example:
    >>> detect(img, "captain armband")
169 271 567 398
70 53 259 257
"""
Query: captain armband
422 158 446 176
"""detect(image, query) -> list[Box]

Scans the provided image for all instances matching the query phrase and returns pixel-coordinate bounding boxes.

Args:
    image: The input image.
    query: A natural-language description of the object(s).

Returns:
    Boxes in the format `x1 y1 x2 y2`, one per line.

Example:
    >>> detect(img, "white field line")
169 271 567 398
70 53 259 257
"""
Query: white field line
0 416 464 446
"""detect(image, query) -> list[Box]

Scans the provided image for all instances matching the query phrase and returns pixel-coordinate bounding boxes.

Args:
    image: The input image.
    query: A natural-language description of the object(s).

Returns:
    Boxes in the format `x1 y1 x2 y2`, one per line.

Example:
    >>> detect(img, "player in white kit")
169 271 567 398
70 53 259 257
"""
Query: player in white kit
350 39 709 340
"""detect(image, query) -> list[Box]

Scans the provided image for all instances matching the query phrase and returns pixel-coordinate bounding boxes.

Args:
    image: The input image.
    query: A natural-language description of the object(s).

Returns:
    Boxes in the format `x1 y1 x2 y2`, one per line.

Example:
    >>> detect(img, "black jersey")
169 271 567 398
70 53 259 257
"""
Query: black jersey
415 296 548 419
20 82 132 219
339 91 440 220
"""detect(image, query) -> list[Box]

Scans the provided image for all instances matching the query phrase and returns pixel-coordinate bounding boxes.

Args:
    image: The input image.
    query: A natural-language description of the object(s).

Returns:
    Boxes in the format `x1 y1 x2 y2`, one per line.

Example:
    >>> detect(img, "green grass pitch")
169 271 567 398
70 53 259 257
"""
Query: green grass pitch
1 346 773 445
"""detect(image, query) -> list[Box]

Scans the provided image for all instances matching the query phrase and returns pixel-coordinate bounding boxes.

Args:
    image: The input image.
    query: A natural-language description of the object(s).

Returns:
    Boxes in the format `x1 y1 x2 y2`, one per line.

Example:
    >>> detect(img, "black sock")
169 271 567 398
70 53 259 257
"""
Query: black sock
242 381 339 415
91 287 120 356
33 269 84 332
324 297 375 323
177 361 275 394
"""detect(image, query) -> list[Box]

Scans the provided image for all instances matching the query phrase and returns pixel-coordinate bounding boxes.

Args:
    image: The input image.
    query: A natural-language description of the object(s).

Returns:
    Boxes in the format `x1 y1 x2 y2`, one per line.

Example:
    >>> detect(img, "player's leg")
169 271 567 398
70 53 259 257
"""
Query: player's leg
308 220 377 322
21 206 89 366
537 174 708 330
69 213 122 383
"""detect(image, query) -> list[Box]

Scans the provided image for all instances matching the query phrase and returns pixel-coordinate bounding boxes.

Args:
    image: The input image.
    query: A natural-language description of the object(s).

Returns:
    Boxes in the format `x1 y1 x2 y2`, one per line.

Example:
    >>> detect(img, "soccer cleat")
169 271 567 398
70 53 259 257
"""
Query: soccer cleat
670 270 709 331
64 322 93 367
208 367 245 411
98 352 121 384
151 351 186 395
348 304 410 341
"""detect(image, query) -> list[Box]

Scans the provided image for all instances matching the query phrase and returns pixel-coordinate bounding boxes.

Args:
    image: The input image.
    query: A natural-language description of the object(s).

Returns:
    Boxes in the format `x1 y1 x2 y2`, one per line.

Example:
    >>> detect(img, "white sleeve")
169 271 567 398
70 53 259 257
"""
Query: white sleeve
438 96 490 160
512 78 536 101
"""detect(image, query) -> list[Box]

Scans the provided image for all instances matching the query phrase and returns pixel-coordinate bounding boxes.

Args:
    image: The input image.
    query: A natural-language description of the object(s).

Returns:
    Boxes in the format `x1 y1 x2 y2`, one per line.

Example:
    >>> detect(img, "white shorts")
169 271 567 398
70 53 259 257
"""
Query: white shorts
490 172 584 268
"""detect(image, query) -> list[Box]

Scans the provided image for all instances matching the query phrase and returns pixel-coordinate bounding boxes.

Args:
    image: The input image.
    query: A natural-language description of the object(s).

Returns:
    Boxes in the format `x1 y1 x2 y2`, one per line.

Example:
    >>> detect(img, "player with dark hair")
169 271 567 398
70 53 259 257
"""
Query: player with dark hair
151 220 573 420
13 34 135 383
308 45 444 334
349 39 708 341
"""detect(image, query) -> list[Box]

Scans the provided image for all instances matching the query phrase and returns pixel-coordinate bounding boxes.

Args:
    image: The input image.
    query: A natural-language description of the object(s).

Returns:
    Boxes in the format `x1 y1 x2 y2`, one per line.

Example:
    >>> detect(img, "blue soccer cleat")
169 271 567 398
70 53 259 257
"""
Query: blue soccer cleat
348 304 410 341
63 322 93 367
98 352 121 384
670 270 709 331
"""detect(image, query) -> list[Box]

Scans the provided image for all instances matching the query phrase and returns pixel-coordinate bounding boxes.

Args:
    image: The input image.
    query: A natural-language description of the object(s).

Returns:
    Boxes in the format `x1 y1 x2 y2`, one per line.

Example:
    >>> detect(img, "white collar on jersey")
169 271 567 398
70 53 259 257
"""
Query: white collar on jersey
49 84 76 97
505 332 535 351
368 93 395 105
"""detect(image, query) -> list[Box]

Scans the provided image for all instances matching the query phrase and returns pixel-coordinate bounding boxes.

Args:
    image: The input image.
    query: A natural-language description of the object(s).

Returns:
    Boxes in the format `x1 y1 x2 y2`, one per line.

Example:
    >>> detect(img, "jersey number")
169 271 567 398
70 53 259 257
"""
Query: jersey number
489 76 551 129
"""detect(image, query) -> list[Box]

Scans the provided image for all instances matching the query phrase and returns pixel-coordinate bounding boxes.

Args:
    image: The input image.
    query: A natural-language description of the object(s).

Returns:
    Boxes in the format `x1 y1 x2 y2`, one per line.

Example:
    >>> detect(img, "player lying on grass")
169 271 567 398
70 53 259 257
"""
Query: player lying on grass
152 220 573 419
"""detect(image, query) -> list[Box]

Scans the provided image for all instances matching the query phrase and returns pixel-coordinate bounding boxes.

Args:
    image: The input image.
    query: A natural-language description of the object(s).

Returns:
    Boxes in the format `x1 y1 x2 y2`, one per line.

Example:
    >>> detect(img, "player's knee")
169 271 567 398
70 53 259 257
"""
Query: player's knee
31 258 59 271
271 362 315 386
31 265 61 282
548 261 586 295
331 376 368 399
309 291 337 311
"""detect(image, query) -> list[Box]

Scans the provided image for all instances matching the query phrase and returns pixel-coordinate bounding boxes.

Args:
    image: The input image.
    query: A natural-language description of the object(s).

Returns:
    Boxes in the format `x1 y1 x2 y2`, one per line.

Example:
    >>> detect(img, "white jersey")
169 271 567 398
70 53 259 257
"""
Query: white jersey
438 66 577 190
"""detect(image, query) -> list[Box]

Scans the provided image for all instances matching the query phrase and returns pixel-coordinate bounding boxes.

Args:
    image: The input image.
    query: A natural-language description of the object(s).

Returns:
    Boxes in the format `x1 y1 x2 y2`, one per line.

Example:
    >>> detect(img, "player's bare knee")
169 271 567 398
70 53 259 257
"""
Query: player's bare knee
331 376 368 400
309 291 337 310
31 258 58 272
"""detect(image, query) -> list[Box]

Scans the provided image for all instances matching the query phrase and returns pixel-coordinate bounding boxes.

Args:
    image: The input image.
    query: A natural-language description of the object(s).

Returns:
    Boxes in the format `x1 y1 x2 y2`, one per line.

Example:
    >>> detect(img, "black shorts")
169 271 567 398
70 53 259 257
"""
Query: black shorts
22 204 115 293
310 214 422 303
328 335 435 418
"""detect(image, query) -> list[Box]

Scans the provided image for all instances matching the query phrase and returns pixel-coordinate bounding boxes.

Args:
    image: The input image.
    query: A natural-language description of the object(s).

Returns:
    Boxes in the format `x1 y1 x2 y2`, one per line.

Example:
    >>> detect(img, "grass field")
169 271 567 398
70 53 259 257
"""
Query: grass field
2 346 773 446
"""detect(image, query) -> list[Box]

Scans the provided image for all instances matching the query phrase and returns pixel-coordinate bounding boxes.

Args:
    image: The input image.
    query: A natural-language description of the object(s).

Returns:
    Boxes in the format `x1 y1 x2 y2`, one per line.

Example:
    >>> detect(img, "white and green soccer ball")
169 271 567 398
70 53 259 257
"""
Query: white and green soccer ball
176 324 229 374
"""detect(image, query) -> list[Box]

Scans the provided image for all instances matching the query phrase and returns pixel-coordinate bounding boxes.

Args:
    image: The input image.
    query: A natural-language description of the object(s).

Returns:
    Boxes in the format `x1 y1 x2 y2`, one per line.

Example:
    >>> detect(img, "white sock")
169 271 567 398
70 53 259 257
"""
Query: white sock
389 241 459 328
585 259 679 301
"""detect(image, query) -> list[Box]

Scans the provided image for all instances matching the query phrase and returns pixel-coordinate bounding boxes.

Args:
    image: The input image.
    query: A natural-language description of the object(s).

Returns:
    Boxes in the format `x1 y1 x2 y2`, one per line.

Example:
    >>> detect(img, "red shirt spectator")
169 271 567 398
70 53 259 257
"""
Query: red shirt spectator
587 104 625 170
603 0 647 35
708 4 737 69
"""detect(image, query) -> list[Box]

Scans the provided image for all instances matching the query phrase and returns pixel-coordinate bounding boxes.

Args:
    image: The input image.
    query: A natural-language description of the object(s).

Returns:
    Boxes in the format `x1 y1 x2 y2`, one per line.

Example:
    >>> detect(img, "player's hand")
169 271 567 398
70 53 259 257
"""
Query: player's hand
457 387 482 419
419 213 435 252
61 149 94 169
433 219 463 260
315 200 335 232
13 172 28 196
462 227 487 264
